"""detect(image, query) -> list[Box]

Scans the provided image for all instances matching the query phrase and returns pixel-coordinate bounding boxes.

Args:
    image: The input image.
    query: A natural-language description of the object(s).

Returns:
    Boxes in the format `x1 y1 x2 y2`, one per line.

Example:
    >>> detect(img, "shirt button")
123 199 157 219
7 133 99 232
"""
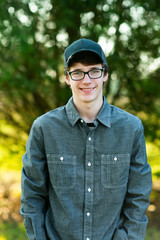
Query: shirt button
81 119 84 123
86 238 90 240
87 212 90 217
88 188 91 192
88 162 91 167
60 157 64 161
114 157 117 161
88 137 91 141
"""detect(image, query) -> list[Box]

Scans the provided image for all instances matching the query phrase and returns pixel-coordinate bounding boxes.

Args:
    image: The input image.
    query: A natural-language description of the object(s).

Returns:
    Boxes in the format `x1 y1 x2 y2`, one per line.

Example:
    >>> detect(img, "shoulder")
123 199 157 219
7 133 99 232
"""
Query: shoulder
32 105 66 129
109 104 143 130
110 104 140 120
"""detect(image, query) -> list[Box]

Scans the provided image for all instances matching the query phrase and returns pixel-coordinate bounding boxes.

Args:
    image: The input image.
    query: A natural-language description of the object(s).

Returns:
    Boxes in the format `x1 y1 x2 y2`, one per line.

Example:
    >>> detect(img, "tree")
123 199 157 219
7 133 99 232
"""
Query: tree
0 0 160 145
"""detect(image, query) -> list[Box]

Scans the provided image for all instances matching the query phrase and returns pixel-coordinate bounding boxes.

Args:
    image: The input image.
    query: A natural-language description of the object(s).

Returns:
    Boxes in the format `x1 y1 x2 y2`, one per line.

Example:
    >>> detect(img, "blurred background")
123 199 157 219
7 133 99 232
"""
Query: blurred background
0 0 160 239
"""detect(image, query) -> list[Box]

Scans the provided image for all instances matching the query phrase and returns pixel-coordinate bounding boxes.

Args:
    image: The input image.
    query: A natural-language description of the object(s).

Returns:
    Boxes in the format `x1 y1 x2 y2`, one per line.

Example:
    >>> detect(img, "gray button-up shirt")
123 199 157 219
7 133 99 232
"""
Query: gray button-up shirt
21 97 152 240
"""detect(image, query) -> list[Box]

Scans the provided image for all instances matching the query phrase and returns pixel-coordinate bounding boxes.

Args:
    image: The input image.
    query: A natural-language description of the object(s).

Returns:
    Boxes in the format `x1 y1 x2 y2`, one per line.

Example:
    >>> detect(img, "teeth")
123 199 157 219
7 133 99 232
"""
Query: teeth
82 88 93 90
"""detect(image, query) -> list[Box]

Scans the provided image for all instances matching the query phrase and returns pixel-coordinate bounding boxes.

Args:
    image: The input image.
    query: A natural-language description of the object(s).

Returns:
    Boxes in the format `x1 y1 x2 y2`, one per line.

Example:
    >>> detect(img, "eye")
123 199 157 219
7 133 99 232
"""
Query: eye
72 71 83 76
90 69 101 74
92 69 100 73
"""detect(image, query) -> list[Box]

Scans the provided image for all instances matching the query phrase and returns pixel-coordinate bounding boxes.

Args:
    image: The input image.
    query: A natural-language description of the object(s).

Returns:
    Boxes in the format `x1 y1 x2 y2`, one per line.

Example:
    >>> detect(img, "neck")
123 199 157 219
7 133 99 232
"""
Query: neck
73 97 103 123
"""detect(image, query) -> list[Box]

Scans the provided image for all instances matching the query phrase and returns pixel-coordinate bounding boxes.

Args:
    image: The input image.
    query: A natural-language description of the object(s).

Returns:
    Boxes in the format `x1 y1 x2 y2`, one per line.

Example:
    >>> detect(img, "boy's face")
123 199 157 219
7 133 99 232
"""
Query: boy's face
65 62 108 107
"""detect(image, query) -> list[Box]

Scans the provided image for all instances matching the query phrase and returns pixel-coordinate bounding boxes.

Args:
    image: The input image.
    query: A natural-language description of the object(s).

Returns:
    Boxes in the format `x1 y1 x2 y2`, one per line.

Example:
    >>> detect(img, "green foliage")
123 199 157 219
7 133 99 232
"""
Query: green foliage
0 120 26 171
145 227 160 240
0 0 160 143
0 223 27 240
147 142 160 180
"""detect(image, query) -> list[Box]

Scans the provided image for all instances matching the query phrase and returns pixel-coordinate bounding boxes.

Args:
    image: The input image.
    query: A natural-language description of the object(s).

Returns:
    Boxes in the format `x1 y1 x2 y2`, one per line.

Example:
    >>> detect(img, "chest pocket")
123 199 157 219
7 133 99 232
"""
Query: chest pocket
47 154 76 190
101 154 130 189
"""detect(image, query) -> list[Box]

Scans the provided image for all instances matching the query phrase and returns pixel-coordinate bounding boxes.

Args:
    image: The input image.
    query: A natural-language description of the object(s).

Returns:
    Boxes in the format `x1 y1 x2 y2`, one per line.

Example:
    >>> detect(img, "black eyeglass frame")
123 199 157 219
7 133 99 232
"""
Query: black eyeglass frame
67 68 105 81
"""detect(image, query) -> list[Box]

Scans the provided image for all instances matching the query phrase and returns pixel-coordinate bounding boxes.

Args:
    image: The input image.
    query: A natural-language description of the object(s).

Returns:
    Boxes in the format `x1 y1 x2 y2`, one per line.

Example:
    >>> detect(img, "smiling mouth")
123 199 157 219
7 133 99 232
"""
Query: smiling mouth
80 87 95 93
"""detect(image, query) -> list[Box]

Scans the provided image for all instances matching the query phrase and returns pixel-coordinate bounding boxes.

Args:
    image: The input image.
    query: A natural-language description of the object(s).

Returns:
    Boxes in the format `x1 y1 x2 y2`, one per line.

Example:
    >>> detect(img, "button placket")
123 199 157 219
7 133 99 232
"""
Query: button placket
83 132 94 240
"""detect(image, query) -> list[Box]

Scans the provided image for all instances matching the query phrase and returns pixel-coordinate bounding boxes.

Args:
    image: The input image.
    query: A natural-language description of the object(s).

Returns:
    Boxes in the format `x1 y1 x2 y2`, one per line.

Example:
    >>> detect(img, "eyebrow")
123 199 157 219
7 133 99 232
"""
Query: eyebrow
70 67 102 72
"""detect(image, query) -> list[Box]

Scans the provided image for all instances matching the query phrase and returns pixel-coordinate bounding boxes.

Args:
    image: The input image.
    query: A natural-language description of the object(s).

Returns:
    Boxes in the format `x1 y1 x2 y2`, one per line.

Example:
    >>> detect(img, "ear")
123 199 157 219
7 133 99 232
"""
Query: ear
65 75 70 86
103 72 108 83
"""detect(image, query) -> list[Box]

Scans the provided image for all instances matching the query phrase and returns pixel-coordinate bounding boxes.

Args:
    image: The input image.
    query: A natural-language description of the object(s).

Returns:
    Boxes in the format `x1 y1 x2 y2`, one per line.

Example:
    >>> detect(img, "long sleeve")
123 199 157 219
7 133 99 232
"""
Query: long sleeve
20 119 49 240
113 121 152 240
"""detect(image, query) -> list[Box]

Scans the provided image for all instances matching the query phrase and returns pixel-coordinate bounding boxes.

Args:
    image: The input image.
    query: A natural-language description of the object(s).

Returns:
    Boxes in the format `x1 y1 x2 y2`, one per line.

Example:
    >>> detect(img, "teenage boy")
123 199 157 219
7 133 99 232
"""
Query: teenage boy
21 38 152 240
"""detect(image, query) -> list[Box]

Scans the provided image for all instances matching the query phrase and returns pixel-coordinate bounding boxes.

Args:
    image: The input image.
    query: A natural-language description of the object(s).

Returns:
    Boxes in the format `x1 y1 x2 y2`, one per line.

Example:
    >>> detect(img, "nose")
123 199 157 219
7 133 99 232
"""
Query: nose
82 72 92 83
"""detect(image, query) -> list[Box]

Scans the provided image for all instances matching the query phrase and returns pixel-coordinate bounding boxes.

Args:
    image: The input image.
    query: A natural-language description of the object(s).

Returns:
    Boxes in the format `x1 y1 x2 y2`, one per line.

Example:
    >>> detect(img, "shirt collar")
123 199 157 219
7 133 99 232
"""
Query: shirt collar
96 97 111 128
65 97 81 126
65 96 111 128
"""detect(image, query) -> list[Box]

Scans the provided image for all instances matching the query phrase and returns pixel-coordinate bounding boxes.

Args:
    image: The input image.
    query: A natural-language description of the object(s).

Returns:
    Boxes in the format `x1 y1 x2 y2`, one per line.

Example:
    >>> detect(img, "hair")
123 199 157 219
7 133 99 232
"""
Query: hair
64 51 108 76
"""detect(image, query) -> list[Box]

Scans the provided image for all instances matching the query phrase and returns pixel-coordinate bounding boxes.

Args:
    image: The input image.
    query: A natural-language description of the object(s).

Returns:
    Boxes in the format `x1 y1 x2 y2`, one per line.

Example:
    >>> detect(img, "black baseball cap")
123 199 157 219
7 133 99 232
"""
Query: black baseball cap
64 38 108 68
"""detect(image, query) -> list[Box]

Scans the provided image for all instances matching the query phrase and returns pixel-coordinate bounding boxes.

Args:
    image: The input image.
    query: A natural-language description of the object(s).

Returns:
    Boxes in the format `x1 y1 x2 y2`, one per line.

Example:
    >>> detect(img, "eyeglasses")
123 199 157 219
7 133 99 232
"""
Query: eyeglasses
68 68 105 81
